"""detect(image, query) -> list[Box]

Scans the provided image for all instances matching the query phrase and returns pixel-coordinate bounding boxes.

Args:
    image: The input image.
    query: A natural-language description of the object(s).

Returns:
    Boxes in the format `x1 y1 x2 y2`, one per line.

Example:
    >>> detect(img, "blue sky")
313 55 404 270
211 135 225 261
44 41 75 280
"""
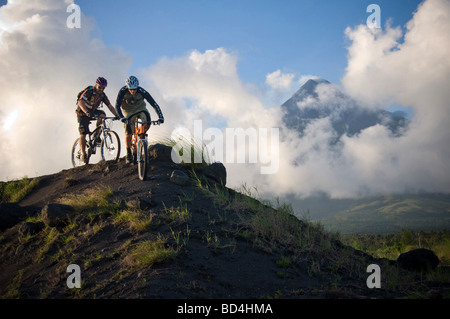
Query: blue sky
76 0 422 86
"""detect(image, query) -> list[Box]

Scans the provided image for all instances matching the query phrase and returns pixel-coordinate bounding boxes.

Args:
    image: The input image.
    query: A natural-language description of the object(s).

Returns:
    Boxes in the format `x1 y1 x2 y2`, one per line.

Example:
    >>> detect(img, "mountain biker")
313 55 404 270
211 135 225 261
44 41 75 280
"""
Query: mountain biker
115 75 164 164
75 77 120 163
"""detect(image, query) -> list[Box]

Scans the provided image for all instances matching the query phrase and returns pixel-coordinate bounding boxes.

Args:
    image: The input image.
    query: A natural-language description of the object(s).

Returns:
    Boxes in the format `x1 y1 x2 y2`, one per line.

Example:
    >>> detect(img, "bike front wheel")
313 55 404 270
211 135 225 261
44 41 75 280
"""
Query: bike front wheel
101 131 121 162
138 140 148 181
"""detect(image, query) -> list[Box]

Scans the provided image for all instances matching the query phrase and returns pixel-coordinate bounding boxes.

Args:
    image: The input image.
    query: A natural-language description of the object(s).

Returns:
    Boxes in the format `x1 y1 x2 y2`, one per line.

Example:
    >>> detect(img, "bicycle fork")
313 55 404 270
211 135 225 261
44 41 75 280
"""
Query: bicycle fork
136 136 148 163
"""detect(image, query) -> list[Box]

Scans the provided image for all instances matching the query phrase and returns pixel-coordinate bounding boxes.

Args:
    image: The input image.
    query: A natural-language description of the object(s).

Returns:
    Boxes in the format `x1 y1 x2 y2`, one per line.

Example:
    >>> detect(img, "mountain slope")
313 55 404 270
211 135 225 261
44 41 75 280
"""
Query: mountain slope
281 79 408 140
284 193 450 234
0 150 448 299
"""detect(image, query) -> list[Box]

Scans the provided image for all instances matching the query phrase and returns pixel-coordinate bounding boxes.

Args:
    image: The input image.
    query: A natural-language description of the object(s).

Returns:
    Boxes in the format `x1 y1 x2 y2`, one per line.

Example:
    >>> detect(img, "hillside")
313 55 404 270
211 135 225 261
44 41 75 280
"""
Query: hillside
284 193 450 234
1 146 449 299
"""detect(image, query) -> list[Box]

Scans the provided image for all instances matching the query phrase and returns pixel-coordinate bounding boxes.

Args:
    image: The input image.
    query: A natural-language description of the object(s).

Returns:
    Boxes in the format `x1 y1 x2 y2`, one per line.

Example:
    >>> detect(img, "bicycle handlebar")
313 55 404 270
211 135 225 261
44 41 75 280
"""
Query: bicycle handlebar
124 119 162 126
123 110 163 126
89 115 119 120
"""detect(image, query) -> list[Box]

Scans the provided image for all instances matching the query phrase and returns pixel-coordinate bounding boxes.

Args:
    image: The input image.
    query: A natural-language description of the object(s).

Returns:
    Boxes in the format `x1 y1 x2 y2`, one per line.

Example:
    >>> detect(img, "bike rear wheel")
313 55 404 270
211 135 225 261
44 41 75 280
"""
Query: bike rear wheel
71 137 90 167
101 131 121 162
138 140 148 181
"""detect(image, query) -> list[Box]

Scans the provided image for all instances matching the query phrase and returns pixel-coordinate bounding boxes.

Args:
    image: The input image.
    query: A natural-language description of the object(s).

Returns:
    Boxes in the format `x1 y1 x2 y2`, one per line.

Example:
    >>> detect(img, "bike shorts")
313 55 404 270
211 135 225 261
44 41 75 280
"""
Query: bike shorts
77 109 106 135
124 110 150 135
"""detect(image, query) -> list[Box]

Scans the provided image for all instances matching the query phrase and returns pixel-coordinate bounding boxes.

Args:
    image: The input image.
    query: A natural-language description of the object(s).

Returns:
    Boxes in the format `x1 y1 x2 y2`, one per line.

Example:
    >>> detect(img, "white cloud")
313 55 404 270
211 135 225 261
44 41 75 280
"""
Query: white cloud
0 0 132 181
265 69 295 91
338 0 450 196
138 0 450 199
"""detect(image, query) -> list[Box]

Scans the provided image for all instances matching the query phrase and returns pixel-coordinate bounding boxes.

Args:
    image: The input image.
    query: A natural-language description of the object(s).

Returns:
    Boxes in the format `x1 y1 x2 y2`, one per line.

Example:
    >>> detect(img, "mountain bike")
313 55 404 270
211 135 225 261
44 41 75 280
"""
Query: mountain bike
126 111 162 181
71 116 121 167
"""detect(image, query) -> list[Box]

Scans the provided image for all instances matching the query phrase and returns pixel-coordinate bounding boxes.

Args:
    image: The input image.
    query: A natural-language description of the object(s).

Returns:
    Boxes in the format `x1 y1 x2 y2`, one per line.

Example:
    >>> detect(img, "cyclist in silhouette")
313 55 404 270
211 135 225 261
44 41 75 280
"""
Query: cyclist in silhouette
115 76 164 164
76 77 120 163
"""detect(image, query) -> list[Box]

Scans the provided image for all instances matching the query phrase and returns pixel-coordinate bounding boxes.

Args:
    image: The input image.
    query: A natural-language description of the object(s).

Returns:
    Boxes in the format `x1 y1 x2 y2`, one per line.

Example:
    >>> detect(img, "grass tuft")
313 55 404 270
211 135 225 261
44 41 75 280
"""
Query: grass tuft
0 177 40 203
123 237 177 269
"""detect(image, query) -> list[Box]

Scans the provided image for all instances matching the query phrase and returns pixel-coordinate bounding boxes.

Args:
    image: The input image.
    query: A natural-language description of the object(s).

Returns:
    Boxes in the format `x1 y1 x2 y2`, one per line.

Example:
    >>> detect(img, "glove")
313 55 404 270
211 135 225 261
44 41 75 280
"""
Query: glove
85 112 93 118
121 117 128 124
158 117 164 124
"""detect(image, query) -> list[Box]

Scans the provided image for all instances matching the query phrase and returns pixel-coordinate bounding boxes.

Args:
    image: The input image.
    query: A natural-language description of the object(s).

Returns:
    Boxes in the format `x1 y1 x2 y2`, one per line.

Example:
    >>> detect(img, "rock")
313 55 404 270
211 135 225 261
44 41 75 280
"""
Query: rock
200 162 227 186
397 248 440 271
41 203 75 227
148 144 173 162
19 221 45 237
64 178 79 187
127 196 156 210
170 170 189 186
0 203 27 230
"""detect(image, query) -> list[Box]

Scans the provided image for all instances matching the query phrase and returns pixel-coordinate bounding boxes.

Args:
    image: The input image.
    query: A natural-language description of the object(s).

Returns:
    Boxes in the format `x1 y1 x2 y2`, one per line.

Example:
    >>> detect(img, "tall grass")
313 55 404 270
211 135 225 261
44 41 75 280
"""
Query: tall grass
154 135 212 168
0 177 40 203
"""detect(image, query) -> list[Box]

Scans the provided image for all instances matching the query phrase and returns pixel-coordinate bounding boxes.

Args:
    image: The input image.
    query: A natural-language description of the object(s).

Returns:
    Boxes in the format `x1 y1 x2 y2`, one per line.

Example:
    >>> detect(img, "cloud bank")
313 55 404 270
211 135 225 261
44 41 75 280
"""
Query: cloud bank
0 0 132 180
141 0 450 198
1 0 449 201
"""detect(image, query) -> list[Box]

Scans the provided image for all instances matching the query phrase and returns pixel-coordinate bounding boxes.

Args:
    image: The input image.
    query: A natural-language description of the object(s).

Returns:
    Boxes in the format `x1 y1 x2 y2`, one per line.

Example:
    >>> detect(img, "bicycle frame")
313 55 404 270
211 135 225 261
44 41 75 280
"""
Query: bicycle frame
90 117 115 144
131 118 160 163
72 116 121 167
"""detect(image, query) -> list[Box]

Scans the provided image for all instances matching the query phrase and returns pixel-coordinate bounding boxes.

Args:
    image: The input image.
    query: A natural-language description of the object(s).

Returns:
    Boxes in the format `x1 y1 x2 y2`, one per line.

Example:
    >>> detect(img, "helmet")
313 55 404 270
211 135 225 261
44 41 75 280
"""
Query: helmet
96 77 108 87
126 76 139 89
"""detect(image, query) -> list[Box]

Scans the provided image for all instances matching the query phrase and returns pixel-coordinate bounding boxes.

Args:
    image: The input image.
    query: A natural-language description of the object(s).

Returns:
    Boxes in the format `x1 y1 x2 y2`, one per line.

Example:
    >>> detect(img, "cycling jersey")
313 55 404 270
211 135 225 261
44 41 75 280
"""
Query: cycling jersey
76 86 111 115
115 86 164 120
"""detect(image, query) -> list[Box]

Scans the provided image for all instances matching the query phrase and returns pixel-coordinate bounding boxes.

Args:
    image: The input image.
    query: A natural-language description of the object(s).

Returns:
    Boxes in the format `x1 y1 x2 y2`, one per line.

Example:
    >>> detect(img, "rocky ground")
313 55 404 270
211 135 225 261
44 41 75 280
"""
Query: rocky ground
1 145 449 302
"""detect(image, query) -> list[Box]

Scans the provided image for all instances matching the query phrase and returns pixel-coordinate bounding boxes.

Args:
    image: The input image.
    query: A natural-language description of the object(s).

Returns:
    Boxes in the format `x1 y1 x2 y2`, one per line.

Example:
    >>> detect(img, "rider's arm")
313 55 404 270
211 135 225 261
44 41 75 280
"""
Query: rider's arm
139 87 164 120
115 86 127 119
106 102 120 118
102 94 119 117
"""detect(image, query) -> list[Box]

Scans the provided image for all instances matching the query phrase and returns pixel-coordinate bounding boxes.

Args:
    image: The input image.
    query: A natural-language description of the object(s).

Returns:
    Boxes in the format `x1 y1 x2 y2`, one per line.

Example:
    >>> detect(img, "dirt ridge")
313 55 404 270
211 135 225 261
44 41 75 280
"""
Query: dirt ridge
1 156 449 299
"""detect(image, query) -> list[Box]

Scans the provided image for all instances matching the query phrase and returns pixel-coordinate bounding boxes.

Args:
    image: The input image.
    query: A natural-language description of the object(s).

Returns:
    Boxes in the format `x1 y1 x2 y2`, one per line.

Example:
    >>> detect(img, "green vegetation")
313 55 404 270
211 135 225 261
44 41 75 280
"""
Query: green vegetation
123 237 177 269
342 229 450 266
60 186 119 216
289 193 450 234
162 200 191 224
114 209 154 232
0 176 40 203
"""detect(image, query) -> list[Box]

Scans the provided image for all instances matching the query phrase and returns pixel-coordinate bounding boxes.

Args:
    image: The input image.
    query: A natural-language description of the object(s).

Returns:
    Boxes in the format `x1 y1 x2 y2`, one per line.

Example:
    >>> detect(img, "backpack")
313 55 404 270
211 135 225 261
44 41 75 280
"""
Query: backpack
76 85 94 104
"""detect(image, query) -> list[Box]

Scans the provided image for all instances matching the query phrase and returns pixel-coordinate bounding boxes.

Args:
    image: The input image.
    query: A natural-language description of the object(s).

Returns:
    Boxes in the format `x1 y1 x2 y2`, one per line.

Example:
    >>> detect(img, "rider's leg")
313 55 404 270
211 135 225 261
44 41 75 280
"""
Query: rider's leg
142 111 151 134
125 133 132 149
79 134 87 162
77 114 90 162
125 123 134 163
96 110 106 127
79 134 87 154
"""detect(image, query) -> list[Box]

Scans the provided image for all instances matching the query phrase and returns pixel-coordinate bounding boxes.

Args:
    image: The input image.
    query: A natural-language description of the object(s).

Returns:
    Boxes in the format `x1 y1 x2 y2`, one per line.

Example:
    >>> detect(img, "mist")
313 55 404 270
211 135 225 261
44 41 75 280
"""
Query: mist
1 0 449 201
